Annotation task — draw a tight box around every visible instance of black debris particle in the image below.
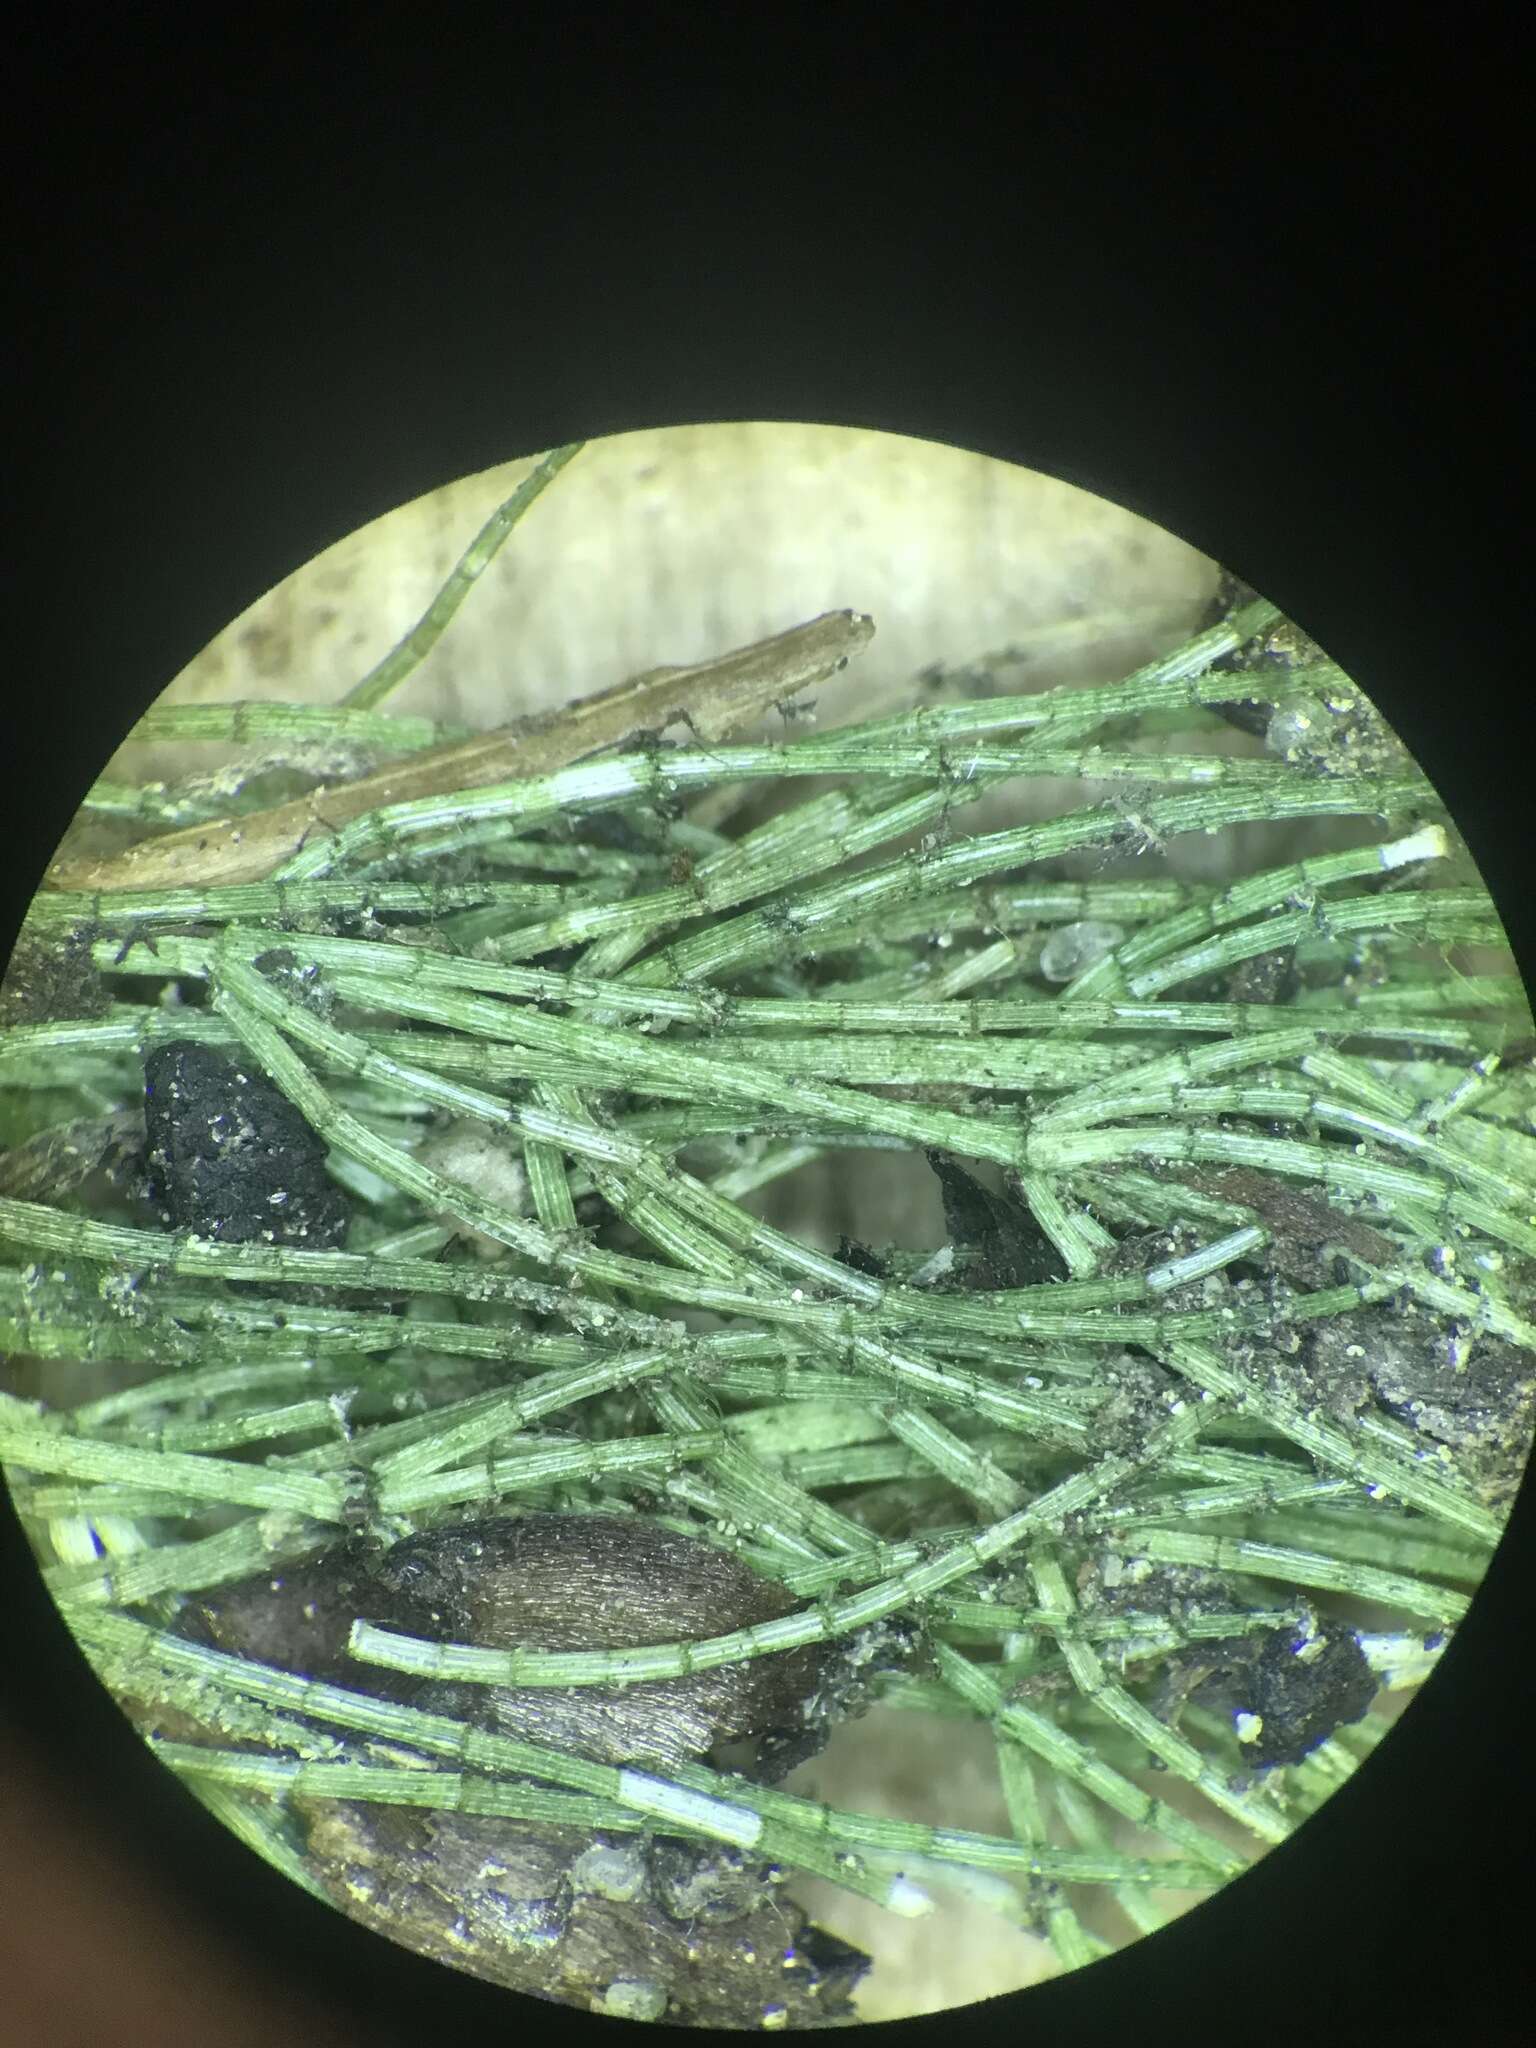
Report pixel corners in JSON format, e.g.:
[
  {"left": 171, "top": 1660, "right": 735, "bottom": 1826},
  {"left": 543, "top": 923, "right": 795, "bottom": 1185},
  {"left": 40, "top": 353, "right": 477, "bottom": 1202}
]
[
  {"left": 837, "top": 1233, "right": 888, "bottom": 1278},
  {"left": 250, "top": 947, "right": 336, "bottom": 1016},
  {"left": 1292, "top": 1302, "right": 1536, "bottom": 1502},
  {"left": 925, "top": 1150, "right": 1068, "bottom": 1289},
  {"left": 1190, "top": 1622, "right": 1377, "bottom": 1769},
  {"left": 1224, "top": 945, "right": 1300, "bottom": 1006},
  {"left": 1207, "top": 695, "right": 1274, "bottom": 740},
  {"left": 143, "top": 1040, "right": 350, "bottom": 1246},
  {"left": 1368, "top": 1321, "right": 1536, "bottom": 1508},
  {"left": 0, "top": 922, "right": 111, "bottom": 1025}
]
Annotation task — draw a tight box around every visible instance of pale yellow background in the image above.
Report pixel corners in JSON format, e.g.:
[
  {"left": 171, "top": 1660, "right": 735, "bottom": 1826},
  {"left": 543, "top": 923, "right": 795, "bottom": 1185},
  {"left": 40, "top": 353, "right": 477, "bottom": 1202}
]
[{"left": 134, "top": 421, "right": 1217, "bottom": 759}]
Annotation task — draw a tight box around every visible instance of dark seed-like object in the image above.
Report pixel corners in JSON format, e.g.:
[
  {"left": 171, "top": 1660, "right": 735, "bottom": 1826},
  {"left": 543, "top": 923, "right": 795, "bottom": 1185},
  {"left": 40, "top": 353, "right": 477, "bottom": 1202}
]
[
  {"left": 143, "top": 1041, "right": 349, "bottom": 1246},
  {"left": 372, "top": 1512, "right": 826, "bottom": 1771},
  {"left": 191, "top": 1513, "right": 827, "bottom": 1771}
]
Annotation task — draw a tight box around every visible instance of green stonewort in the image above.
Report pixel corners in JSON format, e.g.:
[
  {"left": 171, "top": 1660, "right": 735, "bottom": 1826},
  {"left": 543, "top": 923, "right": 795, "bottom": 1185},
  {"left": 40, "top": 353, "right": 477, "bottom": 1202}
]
[{"left": 2, "top": 465, "right": 1533, "bottom": 2022}]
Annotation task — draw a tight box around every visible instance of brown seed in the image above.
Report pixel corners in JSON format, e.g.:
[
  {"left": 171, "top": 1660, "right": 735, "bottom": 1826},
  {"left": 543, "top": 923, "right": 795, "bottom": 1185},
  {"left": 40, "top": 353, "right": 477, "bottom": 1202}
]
[
  {"left": 376, "top": 1512, "right": 824, "bottom": 1771},
  {"left": 193, "top": 1512, "right": 824, "bottom": 1772}
]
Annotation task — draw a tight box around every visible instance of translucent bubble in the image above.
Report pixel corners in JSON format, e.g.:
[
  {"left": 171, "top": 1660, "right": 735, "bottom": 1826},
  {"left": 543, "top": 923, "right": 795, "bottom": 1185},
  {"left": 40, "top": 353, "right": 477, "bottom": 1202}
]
[{"left": 1038, "top": 919, "right": 1127, "bottom": 981}]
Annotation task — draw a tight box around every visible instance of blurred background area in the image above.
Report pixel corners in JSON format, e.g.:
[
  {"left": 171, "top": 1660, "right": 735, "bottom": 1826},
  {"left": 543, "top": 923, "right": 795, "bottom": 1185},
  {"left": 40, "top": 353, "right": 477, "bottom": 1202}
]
[{"left": 126, "top": 422, "right": 1218, "bottom": 756}]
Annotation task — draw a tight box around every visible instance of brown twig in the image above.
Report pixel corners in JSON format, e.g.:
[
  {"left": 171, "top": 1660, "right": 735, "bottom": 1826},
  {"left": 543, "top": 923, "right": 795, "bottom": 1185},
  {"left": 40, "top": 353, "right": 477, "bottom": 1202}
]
[{"left": 44, "top": 610, "right": 875, "bottom": 895}]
